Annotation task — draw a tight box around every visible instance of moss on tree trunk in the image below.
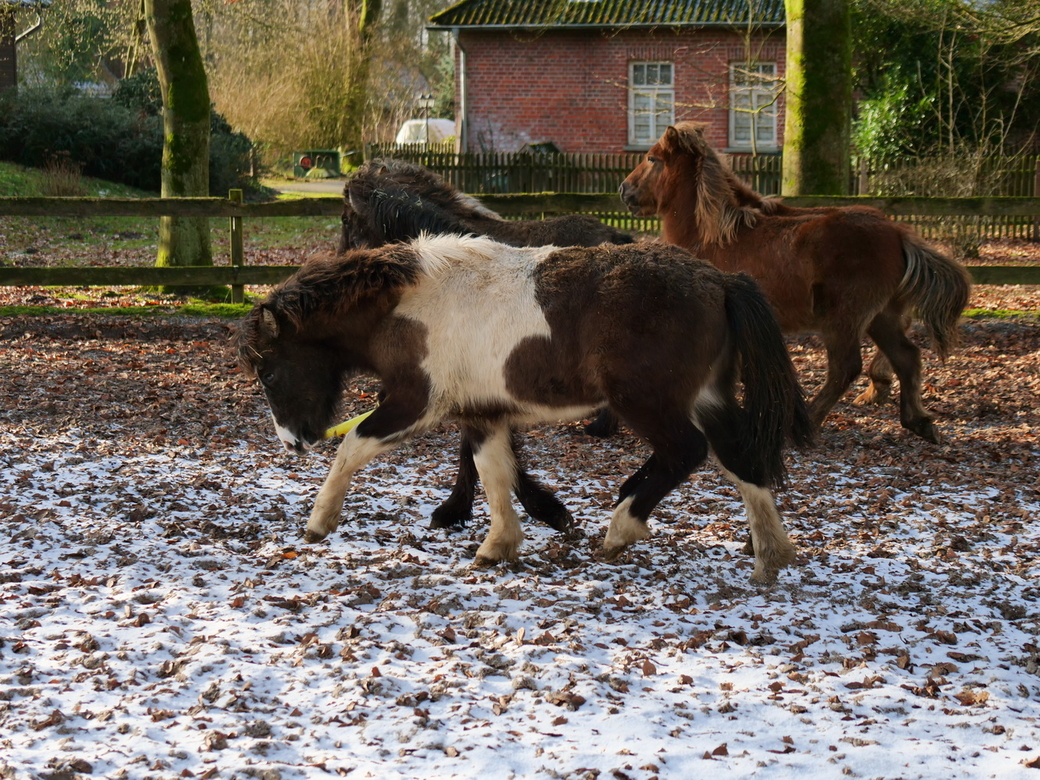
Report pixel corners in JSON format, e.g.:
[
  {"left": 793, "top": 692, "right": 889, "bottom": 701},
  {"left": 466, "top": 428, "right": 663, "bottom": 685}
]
[
  {"left": 782, "top": 0, "right": 853, "bottom": 195},
  {"left": 145, "top": 0, "right": 212, "bottom": 269}
]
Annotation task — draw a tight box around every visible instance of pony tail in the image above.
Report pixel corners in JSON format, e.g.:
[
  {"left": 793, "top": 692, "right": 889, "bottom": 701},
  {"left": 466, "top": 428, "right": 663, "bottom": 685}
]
[
  {"left": 723, "top": 274, "right": 813, "bottom": 487},
  {"left": 897, "top": 233, "right": 972, "bottom": 360}
]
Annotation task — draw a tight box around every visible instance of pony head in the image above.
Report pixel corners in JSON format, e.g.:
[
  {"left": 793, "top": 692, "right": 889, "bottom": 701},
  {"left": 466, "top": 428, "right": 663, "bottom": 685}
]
[
  {"left": 235, "top": 304, "right": 345, "bottom": 453},
  {"left": 620, "top": 122, "right": 755, "bottom": 246},
  {"left": 338, "top": 159, "right": 500, "bottom": 253}
]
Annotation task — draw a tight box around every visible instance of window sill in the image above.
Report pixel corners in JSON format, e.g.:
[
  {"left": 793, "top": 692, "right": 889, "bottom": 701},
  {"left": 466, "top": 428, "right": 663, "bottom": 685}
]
[{"left": 724, "top": 147, "right": 781, "bottom": 154}]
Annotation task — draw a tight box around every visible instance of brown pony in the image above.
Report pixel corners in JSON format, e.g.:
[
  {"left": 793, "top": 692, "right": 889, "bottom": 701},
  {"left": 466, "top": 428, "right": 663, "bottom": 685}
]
[
  {"left": 236, "top": 234, "right": 812, "bottom": 584},
  {"left": 620, "top": 122, "right": 972, "bottom": 443}
]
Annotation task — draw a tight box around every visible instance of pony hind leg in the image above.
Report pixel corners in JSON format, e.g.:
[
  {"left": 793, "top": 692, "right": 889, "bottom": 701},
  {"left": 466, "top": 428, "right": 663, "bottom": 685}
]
[
  {"left": 430, "top": 429, "right": 572, "bottom": 531},
  {"left": 854, "top": 351, "right": 893, "bottom": 406},
  {"left": 701, "top": 404, "right": 796, "bottom": 585},
  {"left": 808, "top": 329, "right": 865, "bottom": 431},
  {"left": 585, "top": 407, "right": 620, "bottom": 438},
  {"left": 867, "top": 309, "right": 938, "bottom": 443},
  {"left": 603, "top": 418, "right": 708, "bottom": 561},
  {"left": 469, "top": 423, "right": 525, "bottom": 565}
]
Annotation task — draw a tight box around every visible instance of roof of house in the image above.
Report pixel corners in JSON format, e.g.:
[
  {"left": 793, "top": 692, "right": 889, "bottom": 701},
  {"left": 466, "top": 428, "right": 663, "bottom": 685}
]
[{"left": 428, "top": 0, "right": 784, "bottom": 30}]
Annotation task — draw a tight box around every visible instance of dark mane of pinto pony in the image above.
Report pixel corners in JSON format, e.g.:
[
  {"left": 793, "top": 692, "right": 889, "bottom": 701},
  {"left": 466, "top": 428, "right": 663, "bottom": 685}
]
[{"left": 234, "top": 246, "right": 424, "bottom": 365}]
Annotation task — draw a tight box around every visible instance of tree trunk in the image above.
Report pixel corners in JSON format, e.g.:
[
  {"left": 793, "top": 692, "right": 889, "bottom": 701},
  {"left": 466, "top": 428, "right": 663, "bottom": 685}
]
[
  {"left": 340, "top": 0, "right": 381, "bottom": 160},
  {"left": 144, "top": 0, "right": 212, "bottom": 268},
  {"left": 782, "top": 0, "right": 853, "bottom": 195}
]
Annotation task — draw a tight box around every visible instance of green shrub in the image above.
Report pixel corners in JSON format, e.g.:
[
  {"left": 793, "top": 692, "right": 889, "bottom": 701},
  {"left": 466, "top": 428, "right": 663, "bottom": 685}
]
[{"left": 0, "top": 82, "right": 261, "bottom": 197}]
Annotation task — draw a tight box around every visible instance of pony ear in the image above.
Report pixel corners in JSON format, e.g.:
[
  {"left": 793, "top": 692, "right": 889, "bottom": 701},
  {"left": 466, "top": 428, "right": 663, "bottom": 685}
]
[
  {"left": 260, "top": 306, "right": 280, "bottom": 339},
  {"left": 348, "top": 188, "right": 365, "bottom": 216}
]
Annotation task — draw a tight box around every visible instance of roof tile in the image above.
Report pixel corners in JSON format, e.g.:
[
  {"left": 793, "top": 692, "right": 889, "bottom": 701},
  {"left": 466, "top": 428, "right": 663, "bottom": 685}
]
[{"left": 429, "top": 0, "right": 784, "bottom": 29}]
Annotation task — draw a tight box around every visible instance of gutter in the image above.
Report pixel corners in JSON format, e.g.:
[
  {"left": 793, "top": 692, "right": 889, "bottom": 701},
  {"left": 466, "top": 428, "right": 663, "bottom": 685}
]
[
  {"left": 426, "top": 23, "right": 785, "bottom": 32},
  {"left": 15, "top": 13, "right": 43, "bottom": 42},
  {"left": 453, "top": 29, "right": 467, "bottom": 154}
]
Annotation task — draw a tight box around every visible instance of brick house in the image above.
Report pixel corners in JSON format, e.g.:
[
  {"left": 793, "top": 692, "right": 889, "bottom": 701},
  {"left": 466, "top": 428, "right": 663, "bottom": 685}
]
[{"left": 427, "top": 0, "right": 786, "bottom": 155}]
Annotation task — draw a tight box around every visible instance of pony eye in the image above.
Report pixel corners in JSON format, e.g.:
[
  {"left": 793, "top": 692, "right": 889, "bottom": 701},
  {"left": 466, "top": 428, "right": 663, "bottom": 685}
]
[{"left": 261, "top": 371, "right": 276, "bottom": 387}]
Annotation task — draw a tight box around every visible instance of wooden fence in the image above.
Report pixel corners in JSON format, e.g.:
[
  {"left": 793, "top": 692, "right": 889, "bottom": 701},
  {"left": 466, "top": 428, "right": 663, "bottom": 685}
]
[
  {"left": 1, "top": 193, "right": 1039, "bottom": 292},
  {"left": 365, "top": 146, "right": 1040, "bottom": 240}
]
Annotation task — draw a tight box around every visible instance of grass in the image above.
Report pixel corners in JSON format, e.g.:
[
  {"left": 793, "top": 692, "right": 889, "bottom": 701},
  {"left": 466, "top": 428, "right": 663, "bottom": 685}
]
[
  {"left": 0, "top": 303, "right": 253, "bottom": 318},
  {"left": 0, "top": 162, "right": 340, "bottom": 308}
]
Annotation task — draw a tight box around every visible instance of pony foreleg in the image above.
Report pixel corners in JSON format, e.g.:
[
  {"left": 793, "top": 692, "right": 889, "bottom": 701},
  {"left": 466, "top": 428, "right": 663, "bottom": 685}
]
[
  {"left": 305, "top": 434, "right": 393, "bottom": 543},
  {"left": 431, "top": 430, "right": 572, "bottom": 531},
  {"left": 470, "top": 424, "right": 525, "bottom": 565}
]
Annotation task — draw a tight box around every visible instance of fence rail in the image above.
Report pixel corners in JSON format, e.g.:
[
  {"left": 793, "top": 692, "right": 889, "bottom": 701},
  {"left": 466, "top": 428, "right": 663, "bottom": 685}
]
[
  {"left": 365, "top": 146, "right": 1040, "bottom": 240},
  {"left": 1, "top": 194, "right": 1039, "bottom": 289}
]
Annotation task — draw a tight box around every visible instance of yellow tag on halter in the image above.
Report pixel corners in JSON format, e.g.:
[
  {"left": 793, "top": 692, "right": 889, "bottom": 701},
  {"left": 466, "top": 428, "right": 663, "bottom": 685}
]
[{"left": 324, "top": 408, "right": 376, "bottom": 439}]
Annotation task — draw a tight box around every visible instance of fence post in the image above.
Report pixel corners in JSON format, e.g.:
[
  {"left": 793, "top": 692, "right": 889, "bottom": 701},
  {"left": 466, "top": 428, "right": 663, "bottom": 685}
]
[
  {"left": 229, "top": 189, "right": 244, "bottom": 304},
  {"left": 1034, "top": 158, "right": 1040, "bottom": 242}
]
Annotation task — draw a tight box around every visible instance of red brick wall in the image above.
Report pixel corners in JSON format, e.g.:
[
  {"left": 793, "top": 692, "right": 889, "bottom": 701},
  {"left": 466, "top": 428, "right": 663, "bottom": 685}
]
[{"left": 455, "top": 28, "right": 786, "bottom": 154}]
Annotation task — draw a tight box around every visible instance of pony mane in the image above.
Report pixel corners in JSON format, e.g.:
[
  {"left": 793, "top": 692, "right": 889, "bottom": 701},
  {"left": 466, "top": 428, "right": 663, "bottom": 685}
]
[
  {"left": 668, "top": 121, "right": 761, "bottom": 246},
  {"left": 264, "top": 245, "right": 425, "bottom": 331},
  {"left": 349, "top": 159, "right": 502, "bottom": 222}
]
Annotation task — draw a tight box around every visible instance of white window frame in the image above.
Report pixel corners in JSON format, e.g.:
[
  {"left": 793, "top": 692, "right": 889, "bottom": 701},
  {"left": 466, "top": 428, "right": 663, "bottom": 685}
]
[
  {"left": 729, "top": 62, "right": 779, "bottom": 150},
  {"left": 628, "top": 61, "right": 675, "bottom": 147}
]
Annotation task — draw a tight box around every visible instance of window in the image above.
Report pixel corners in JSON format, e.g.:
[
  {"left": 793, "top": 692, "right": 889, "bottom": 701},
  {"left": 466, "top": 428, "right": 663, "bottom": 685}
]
[
  {"left": 629, "top": 61, "right": 674, "bottom": 147},
  {"left": 729, "top": 62, "right": 779, "bottom": 150}
]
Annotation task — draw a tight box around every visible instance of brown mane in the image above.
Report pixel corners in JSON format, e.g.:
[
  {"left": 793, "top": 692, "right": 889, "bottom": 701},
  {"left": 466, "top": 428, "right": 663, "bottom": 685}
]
[{"left": 667, "top": 121, "right": 762, "bottom": 246}]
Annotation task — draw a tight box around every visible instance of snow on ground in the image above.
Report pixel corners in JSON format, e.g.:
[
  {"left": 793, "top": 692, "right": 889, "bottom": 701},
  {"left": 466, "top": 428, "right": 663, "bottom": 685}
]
[{"left": 1, "top": 315, "right": 1039, "bottom": 780}]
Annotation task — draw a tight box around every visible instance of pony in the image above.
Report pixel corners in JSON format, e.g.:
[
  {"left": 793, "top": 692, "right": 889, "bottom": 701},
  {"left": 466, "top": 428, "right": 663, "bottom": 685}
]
[
  {"left": 236, "top": 234, "right": 813, "bottom": 585},
  {"left": 336, "top": 158, "right": 630, "bottom": 535},
  {"left": 337, "top": 158, "right": 634, "bottom": 254},
  {"left": 619, "top": 122, "right": 972, "bottom": 443}
]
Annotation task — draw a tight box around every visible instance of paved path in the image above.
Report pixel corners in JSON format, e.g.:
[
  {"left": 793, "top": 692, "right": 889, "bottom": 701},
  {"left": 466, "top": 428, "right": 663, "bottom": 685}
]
[{"left": 267, "top": 178, "right": 345, "bottom": 196}]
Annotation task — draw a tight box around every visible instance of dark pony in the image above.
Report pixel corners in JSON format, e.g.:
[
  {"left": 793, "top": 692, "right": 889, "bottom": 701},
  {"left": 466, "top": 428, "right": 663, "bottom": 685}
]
[
  {"left": 236, "top": 235, "right": 812, "bottom": 585},
  {"left": 620, "top": 122, "right": 972, "bottom": 443},
  {"left": 337, "top": 158, "right": 630, "bottom": 534},
  {"left": 337, "top": 158, "right": 633, "bottom": 253}
]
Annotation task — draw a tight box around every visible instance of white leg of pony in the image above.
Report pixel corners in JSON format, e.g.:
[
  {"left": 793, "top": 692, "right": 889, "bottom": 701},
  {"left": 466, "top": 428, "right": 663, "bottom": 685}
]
[
  {"left": 603, "top": 495, "right": 650, "bottom": 560},
  {"left": 305, "top": 433, "right": 393, "bottom": 543},
  {"left": 719, "top": 466, "right": 795, "bottom": 585},
  {"left": 471, "top": 424, "right": 524, "bottom": 564}
]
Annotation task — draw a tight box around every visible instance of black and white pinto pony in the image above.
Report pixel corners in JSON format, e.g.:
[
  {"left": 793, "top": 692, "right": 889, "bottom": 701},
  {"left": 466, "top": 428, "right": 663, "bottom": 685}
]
[
  {"left": 336, "top": 158, "right": 631, "bottom": 534},
  {"left": 236, "top": 234, "right": 813, "bottom": 584}
]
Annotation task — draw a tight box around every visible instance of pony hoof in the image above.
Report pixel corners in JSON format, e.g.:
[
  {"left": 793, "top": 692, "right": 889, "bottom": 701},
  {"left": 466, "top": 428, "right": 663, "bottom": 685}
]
[
  {"left": 905, "top": 418, "right": 941, "bottom": 444},
  {"left": 303, "top": 528, "right": 328, "bottom": 544},
  {"left": 584, "top": 415, "right": 619, "bottom": 439},
  {"left": 749, "top": 569, "right": 779, "bottom": 587},
  {"left": 540, "top": 507, "right": 573, "bottom": 533},
  {"left": 473, "top": 554, "right": 503, "bottom": 569},
  {"left": 601, "top": 544, "right": 627, "bottom": 563},
  {"left": 430, "top": 507, "right": 471, "bottom": 530},
  {"left": 853, "top": 384, "right": 892, "bottom": 407}
]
